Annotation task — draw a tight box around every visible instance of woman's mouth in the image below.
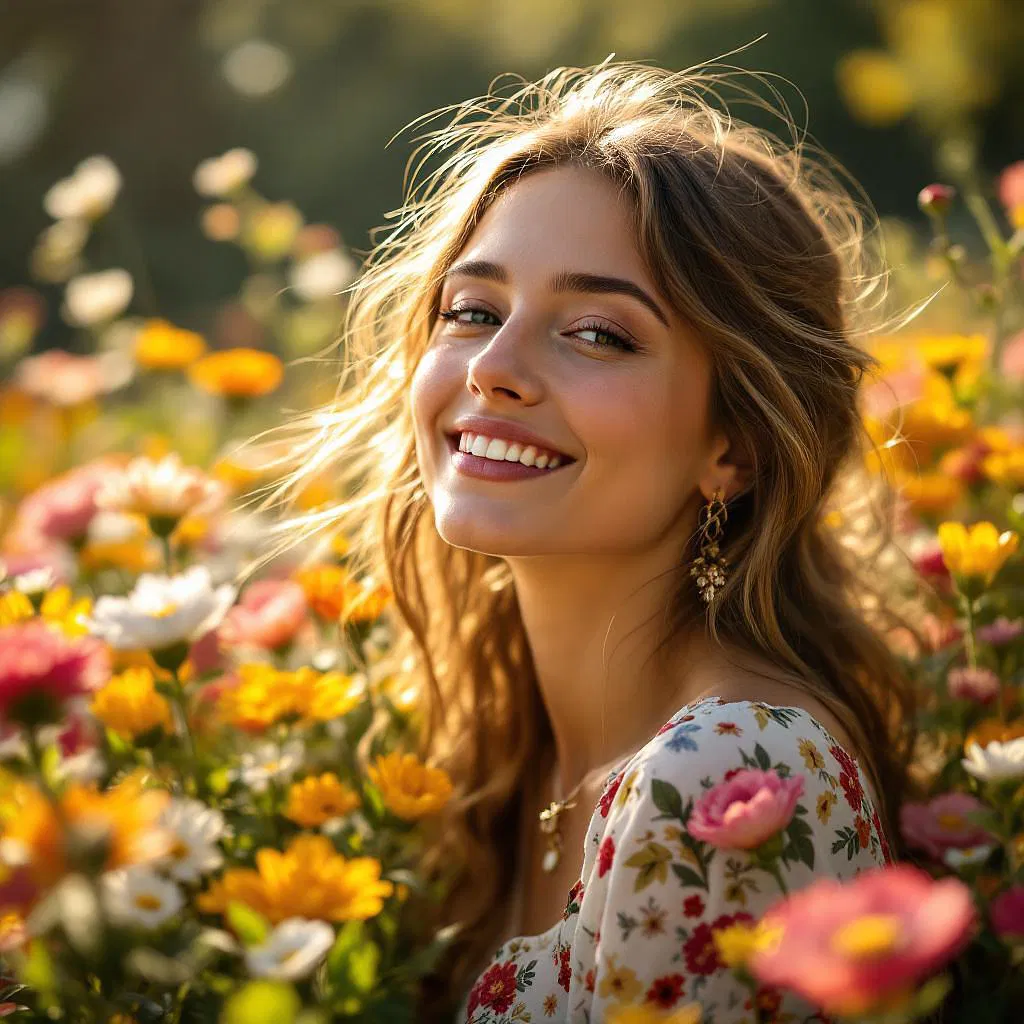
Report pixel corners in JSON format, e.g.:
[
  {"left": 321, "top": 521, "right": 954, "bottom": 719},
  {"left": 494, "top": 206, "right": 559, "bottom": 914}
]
[{"left": 445, "top": 431, "right": 575, "bottom": 481}]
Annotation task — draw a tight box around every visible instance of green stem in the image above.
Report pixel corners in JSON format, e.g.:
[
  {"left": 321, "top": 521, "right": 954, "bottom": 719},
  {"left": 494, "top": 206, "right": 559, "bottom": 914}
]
[
  {"left": 764, "top": 860, "right": 789, "bottom": 897},
  {"left": 964, "top": 192, "right": 1008, "bottom": 264},
  {"left": 168, "top": 670, "right": 197, "bottom": 789},
  {"left": 162, "top": 534, "right": 175, "bottom": 575},
  {"left": 963, "top": 597, "right": 978, "bottom": 670}
]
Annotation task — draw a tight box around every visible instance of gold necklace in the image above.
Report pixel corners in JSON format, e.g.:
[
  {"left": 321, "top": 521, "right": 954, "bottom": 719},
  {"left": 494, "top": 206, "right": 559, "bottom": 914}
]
[{"left": 537, "top": 754, "right": 630, "bottom": 873}]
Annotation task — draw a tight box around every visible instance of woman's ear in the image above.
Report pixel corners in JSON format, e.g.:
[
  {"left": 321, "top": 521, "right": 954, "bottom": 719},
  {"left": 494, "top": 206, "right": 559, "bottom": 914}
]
[{"left": 698, "top": 431, "right": 753, "bottom": 502}]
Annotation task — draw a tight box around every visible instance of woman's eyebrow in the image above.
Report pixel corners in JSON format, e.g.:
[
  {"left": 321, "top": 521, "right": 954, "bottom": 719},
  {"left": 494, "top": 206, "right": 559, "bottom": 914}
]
[{"left": 444, "top": 260, "right": 670, "bottom": 327}]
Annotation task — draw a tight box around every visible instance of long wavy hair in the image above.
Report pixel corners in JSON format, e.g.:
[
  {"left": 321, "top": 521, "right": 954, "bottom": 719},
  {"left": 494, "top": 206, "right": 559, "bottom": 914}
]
[{"left": 246, "top": 61, "right": 930, "bottom": 1014}]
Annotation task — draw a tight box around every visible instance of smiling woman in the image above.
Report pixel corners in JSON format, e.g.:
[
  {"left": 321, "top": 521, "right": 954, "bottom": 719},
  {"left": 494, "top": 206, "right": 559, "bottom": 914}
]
[{"left": 253, "top": 61, "right": 928, "bottom": 1022}]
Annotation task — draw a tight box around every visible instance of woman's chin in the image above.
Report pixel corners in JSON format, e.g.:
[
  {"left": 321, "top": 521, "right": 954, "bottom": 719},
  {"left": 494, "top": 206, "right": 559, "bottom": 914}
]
[{"left": 433, "top": 508, "right": 554, "bottom": 559}]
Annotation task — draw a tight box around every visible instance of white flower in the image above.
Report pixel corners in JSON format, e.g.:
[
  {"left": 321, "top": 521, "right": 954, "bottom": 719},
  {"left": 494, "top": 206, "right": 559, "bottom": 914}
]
[
  {"left": 245, "top": 918, "right": 334, "bottom": 980},
  {"left": 193, "top": 148, "right": 257, "bottom": 197},
  {"left": 85, "top": 565, "right": 236, "bottom": 650},
  {"left": 962, "top": 738, "right": 1024, "bottom": 782},
  {"left": 236, "top": 740, "right": 304, "bottom": 793},
  {"left": 943, "top": 844, "right": 995, "bottom": 869},
  {"left": 87, "top": 509, "right": 150, "bottom": 545},
  {"left": 289, "top": 249, "right": 356, "bottom": 302},
  {"left": 44, "top": 155, "right": 122, "bottom": 220},
  {"left": 158, "top": 798, "right": 226, "bottom": 882},
  {"left": 11, "top": 566, "right": 56, "bottom": 595},
  {"left": 102, "top": 867, "right": 184, "bottom": 929},
  {"left": 64, "top": 268, "right": 133, "bottom": 326},
  {"left": 97, "top": 453, "right": 224, "bottom": 522}
]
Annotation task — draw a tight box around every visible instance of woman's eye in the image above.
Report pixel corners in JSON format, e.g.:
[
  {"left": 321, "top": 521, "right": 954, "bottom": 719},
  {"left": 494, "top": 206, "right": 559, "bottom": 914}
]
[
  {"left": 438, "top": 306, "right": 499, "bottom": 326},
  {"left": 572, "top": 323, "right": 638, "bottom": 353}
]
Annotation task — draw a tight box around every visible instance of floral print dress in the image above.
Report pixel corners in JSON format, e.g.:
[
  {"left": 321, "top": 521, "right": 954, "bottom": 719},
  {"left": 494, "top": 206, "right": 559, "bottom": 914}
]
[{"left": 458, "top": 696, "right": 893, "bottom": 1023}]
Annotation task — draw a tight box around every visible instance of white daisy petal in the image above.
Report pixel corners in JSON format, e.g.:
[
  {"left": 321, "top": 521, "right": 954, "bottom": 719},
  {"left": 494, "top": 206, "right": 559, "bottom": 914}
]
[
  {"left": 159, "top": 798, "right": 227, "bottom": 883},
  {"left": 961, "top": 738, "right": 1024, "bottom": 782},
  {"left": 102, "top": 868, "right": 184, "bottom": 929},
  {"left": 245, "top": 918, "right": 335, "bottom": 980}
]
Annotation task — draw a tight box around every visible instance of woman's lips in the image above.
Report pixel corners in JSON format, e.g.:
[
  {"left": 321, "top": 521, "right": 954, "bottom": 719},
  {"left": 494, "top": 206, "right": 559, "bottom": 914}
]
[{"left": 445, "top": 433, "right": 572, "bottom": 482}]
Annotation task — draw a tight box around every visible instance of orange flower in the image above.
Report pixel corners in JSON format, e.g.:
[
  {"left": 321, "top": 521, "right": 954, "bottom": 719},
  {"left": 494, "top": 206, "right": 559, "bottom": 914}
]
[
  {"left": 188, "top": 348, "right": 283, "bottom": 398},
  {"left": 198, "top": 833, "right": 392, "bottom": 924},
  {"left": 965, "top": 718, "right": 1024, "bottom": 752},
  {"left": 294, "top": 564, "right": 349, "bottom": 621},
  {"left": 283, "top": 773, "right": 360, "bottom": 827},
  {"left": 134, "top": 319, "right": 207, "bottom": 371},
  {"left": 1, "top": 778, "right": 169, "bottom": 889},
  {"left": 90, "top": 665, "right": 173, "bottom": 739},
  {"left": 367, "top": 752, "right": 453, "bottom": 820},
  {"left": 896, "top": 471, "right": 965, "bottom": 516}
]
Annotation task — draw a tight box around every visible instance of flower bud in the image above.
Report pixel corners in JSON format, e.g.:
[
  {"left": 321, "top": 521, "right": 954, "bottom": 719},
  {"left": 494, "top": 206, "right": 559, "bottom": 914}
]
[{"left": 918, "top": 184, "right": 956, "bottom": 216}]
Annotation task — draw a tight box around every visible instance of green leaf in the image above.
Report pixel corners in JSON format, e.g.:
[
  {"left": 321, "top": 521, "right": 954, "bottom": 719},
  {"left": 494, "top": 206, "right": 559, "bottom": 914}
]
[
  {"left": 326, "top": 920, "right": 364, "bottom": 985},
  {"left": 21, "top": 941, "right": 56, "bottom": 1006},
  {"left": 348, "top": 941, "right": 380, "bottom": 993},
  {"left": 753, "top": 743, "right": 772, "bottom": 771},
  {"left": 671, "top": 863, "right": 708, "bottom": 890},
  {"left": 222, "top": 982, "right": 300, "bottom": 1024},
  {"left": 650, "top": 779, "right": 684, "bottom": 820},
  {"left": 226, "top": 901, "right": 270, "bottom": 946}
]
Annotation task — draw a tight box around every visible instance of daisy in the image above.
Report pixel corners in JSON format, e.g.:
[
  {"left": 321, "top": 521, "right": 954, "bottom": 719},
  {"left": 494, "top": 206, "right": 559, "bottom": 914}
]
[
  {"left": 244, "top": 918, "right": 335, "bottom": 980},
  {"left": 962, "top": 738, "right": 1024, "bottom": 783},
  {"left": 85, "top": 566, "right": 236, "bottom": 652},
  {"left": 235, "top": 740, "right": 305, "bottom": 793},
  {"left": 97, "top": 453, "right": 224, "bottom": 528},
  {"left": 102, "top": 867, "right": 184, "bottom": 929},
  {"left": 159, "top": 798, "right": 227, "bottom": 883}
]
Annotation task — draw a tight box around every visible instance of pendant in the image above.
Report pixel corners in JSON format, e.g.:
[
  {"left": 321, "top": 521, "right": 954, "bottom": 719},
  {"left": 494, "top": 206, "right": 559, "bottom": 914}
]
[{"left": 542, "top": 846, "right": 561, "bottom": 872}]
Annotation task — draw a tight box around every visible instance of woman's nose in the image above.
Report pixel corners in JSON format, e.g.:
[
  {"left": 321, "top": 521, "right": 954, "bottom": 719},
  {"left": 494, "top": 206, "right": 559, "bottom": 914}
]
[{"left": 465, "top": 320, "right": 544, "bottom": 405}]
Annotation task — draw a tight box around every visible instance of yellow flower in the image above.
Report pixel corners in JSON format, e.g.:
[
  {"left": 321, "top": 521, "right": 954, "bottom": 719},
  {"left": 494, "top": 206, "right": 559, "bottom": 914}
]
[
  {"left": 798, "top": 738, "right": 824, "bottom": 772},
  {"left": 188, "top": 348, "right": 283, "bottom": 398},
  {"left": 982, "top": 449, "right": 1024, "bottom": 489},
  {"left": 913, "top": 333, "right": 988, "bottom": 373},
  {"left": 596, "top": 954, "right": 644, "bottom": 1001},
  {"left": 367, "top": 752, "right": 453, "bottom": 820},
  {"left": 134, "top": 319, "right": 207, "bottom": 371},
  {"left": 0, "top": 586, "right": 92, "bottom": 636},
  {"left": 836, "top": 51, "right": 913, "bottom": 127},
  {"left": 897, "top": 471, "right": 965, "bottom": 516},
  {"left": 817, "top": 790, "right": 837, "bottom": 824},
  {"left": 301, "top": 669, "right": 365, "bottom": 722},
  {"left": 198, "top": 833, "right": 392, "bottom": 924},
  {"left": 80, "top": 537, "right": 160, "bottom": 574},
  {"left": 938, "top": 521, "right": 1020, "bottom": 584},
  {"left": 284, "top": 773, "right": 361, "bottom": 827},
  {"left": 243, "top": 201, "right": 303, "bottom": 262},
  {"left": 294, "top": 564, "right": 350, "bottom": 620},
  {"left": 607, "top": 1005, "right": 701, "bottom": 1024},
  {"left": 91, "top": 666, "right": 174, "bottom": 740},
  {"left": 211, "top": 455, "right": 265, "bottom": 492}
]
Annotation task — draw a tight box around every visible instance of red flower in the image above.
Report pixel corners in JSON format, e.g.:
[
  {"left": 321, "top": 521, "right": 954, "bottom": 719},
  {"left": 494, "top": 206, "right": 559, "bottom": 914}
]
[
  {"left": 723, "top": 767, "right": 743, "bottom": 782},
  {"left": 683, "top": 894, "right": 705, "bottom": 917},
  {"left": 684, "top": 912, "right": 756, "bottom": 976},
  {"left": 584, "top": 967, "right": 595, "bottom": 992},
  {"left": 564, "top": 880, "right": 584, "bottom": 918},
  {"left": 467, "top": 959, "right": 518, "bottom": 1016},
  {"left": 597, "top": 836, "right": 615, "bottom": 878},
  {"left": 855, "top": 814, "right": 872, "bottom": 848},
  {"left": 872, "top": 808, "right": 892, "bottom": 864},
  {"left": 557, "top": 946, "right": 572, "bottom": 992},
  {"left": 645, "top": 973, "right": 686, "bottom": 1007},
  {"left": 830, "top": 744, "right": 863, "bottom": 811},
  {"left": 598, "top": 772, "right": 623, "bottom": 817}
]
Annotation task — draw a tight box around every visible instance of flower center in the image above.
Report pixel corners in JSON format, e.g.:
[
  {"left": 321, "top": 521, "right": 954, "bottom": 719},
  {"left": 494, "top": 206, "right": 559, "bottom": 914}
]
[
  {"left": 152, "top": 601, "right": 179, "bottom": 619},
  {"left": 830, "top": 913, "right": 905, "bottom": 958},
  {"left": 937, "top": 812, "right": 966, "bottom": 831},
  {"left": 169, "top": 838, "right": 190, "bottom": 861},
  {"left": 134, "top": 893, "right": 164, "bottom": 911}
]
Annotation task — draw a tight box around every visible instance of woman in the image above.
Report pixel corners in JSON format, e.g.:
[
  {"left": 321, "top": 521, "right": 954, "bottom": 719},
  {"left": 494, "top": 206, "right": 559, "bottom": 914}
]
[{"left": 262, "top": 62, "right": 924, "bottom": 1021}]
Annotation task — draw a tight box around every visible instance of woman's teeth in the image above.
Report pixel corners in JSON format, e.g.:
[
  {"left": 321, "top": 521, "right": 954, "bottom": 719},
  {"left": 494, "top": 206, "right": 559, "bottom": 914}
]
[{"left": 458, "top": 432, "right": 563, "bottom": 470}]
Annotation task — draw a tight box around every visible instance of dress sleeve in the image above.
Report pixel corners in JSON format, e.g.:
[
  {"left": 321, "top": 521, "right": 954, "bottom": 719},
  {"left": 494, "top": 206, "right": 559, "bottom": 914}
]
[{"left": 568, "top": 699, "right": 893, "bottom": 1023}]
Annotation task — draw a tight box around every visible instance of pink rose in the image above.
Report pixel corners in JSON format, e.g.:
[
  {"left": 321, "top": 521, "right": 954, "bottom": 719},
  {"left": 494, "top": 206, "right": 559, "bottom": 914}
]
[
  {"left": 687, "top": 768, "right": 804, "bottom": 849},
  {"left": 0, "top": 621, "right": 109, "bottom": 726},
  {"left": 750, "top": 865, "right": 977, "bottom": 1017},
  {"left": 900, "top": 792, "right": 992, "bottom": 860},
  {"left": 989, "top": 885, "right": 1024, "bottom": 940},
  {"left": 13, "top": 459, "right": 119, "bottom": 544},
  {"left": 219, "top": 578, "right": 307, "bottom": 651}
]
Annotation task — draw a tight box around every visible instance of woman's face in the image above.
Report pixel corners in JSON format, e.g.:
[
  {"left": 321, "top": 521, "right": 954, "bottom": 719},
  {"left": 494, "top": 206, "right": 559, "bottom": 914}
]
[{"left": 411, "top": 165, "right": 731, "bottom": 559}]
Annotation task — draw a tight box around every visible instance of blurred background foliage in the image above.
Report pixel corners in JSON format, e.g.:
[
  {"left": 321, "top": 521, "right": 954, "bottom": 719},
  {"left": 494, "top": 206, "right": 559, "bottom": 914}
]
[{"left": 1, "top": 0, "right": 1023, "bottom": 342}]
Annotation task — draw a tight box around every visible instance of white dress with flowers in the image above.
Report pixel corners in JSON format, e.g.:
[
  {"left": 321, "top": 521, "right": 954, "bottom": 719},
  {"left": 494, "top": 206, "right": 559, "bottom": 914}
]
[{"left": 458, "top": 696, "right": 893, "bottom": 1024}]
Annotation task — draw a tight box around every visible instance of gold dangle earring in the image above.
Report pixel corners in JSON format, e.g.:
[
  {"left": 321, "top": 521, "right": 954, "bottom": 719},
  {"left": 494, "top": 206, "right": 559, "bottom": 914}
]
[{"left": 690, "top": 488, "right": 729, "bottom": 603}]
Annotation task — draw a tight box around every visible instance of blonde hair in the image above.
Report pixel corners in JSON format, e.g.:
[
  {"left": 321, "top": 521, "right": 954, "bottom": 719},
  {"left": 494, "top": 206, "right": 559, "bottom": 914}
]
[{"left": 247, "top": 60, "right": 926, "bottom": 1014}]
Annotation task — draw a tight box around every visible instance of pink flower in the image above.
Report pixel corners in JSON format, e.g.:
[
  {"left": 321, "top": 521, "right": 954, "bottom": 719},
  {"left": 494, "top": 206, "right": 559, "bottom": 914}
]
[
  {"left": 219, "top": 579, "right": 307, "bottom": 650},
  {"left": 186, "top": 627, "right": 224, "bottom": 677},
  {"left": 977, "top": 617, "right": 1024, "bottom": 647},
  {"left": 900, "top": 792, "right": 993, "bottom": 859},
  {"left": 947, "top": 666, "right": 1001, "bottom": 705},
  {"left": 687, "top": 768, "right": 804, "bottom": 849},
  {"left": 997, "top": 161, "right": 1024, "bottom": 212},
  {"left": 989, "top": 885, "right": 1024, "bottom": 940},
  {"left": 1001, "top": 329, "right": 1024, "bottom": 381},
  {"left": 12, "top": 460, "right": 119, "bottom": 544},
  {"left": 750, "top": 864, "right": 977, "bottom": 1017},
  {"left": 0, "top": 621, "right": 110, "bottom": 726},
  {"left": 14, "top": 349, "right": 129, "bottom": 407},
  {"left": 918, "top": 183, "right": 956, "bottom": 215}
]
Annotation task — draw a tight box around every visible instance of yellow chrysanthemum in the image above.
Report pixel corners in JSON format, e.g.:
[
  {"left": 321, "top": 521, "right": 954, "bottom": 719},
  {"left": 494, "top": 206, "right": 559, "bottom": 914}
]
[
  {"left": 1, "top": 778, "right": 169, "bottom": 890},
  {"left": 294, "top": 564, "right": 350, "bottom": 620},
  {"left": 982, "top": 449, "right": 1024, "bottom": 489},
  {"left": 367, "top": 752, "right": 453, "bottom": 821},
  {"left": 938, "top": 521, "right": 1020, "bottom": 584},
  {"left": 90, "top": 665, "right": 174, "bottom": 740},
  {"left": 836, "top": 50, "right": 913, "bottom": 127},
  {"left": 198, "top": 833, "right": 392, "bottom": 924},
  {"left": 188, "top": 348, "right": 283, "bottom": 398},
  {"left": 712, "top": 919, "right": 783, "bottom": 968},
  {"left": 284, "top": 773, "right": 361, "bottom": 827},
  {"left": 913, "top": 333, "right": 988, "bottom": 373},
  {"left": 134, "top": 319, "right": 207, "bottom": 371},
  {"left": 607, "top": 1005, "right": 701, "bottom": 1024},
  {"left": 0, "top": 586, "right": 92, "bottom": 636}
]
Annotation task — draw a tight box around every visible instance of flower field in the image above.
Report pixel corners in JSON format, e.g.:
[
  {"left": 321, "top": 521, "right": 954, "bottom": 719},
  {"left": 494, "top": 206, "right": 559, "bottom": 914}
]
[{"left": 0, "top": 133, "right": 1023, "bottom": 1023}]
